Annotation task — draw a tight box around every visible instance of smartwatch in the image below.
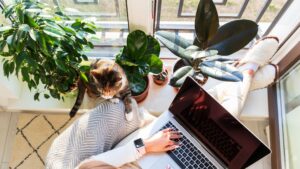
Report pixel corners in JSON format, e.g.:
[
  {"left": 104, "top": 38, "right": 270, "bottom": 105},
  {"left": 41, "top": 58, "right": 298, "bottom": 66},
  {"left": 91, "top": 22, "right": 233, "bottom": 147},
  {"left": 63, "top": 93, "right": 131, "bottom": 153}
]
[{"left": 134, "top": 138, "right": 146, "bottom": 156}]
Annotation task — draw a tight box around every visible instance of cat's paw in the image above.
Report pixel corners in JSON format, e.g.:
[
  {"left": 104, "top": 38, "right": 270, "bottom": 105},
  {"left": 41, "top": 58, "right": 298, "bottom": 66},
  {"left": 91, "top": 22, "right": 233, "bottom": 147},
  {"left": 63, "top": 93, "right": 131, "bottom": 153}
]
[
  {"left": 125, "top": 111, "right": 133, "bottom": 121},
  {"left": 109, "top": 98, "right": 120, "bottom": 104}
]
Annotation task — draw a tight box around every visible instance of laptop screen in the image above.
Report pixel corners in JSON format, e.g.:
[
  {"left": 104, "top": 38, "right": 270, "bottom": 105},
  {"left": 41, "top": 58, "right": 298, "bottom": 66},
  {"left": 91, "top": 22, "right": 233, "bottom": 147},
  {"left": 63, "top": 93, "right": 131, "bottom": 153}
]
[{"left": 169, "top": 76, "right": 270, "bottom": 169}]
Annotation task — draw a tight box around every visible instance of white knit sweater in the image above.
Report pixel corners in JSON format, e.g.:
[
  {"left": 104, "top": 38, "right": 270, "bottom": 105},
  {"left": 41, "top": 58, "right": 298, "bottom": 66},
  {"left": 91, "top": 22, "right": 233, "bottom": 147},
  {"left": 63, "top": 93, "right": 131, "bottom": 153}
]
[{"left": 46, "top": 100, "right": 143, "bottom": 169}]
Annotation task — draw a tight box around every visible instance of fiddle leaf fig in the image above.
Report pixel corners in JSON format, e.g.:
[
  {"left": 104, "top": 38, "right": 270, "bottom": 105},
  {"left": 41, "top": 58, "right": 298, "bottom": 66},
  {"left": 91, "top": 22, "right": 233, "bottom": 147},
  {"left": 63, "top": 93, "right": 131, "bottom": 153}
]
[
  {"left": 127, "top": 30, "right": 148, "bottom": 59},
  {"left": 116, "top": 30, "right": 162, "bottom": 94}
]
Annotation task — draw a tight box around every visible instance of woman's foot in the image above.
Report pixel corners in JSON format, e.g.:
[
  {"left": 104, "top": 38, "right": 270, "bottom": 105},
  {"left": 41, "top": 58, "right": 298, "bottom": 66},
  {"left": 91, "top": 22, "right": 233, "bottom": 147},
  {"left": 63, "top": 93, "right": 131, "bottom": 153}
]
[{"left": 237, "top": 36, "right": 279, "bottom": 67}]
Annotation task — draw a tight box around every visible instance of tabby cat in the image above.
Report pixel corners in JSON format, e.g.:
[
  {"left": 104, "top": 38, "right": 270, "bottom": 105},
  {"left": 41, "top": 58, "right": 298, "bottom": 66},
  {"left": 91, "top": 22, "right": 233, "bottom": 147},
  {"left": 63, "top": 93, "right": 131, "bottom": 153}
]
[{"left": 69, "top": 59, "right": 133, "bottom": 120}]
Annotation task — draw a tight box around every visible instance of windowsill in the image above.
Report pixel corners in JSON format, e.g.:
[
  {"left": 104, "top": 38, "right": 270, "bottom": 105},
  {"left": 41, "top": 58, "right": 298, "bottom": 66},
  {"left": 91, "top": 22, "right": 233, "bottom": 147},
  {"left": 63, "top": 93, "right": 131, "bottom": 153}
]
[{"left": 0, "top": 59, "right": 269, "bottom": 121}]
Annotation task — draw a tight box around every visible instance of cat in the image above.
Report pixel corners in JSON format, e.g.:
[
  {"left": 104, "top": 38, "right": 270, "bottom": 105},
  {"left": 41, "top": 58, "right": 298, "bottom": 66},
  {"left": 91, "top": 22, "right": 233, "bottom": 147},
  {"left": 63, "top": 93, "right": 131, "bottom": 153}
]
[{"left": 69, "top": 59, "right": 133, "bottom": 120}]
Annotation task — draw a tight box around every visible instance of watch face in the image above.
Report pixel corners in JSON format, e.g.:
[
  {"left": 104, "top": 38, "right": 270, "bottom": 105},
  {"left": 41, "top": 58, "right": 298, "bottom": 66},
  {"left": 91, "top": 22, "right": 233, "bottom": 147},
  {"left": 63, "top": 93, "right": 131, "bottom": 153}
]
[{"left": 134, "top": 138, "right": 144, "bottom": 148}]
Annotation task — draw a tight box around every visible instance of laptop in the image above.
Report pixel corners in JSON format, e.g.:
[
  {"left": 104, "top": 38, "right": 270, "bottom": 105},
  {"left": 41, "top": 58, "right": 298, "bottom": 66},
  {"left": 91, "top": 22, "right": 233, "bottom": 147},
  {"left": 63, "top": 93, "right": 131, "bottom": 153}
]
[{"left": 137, "top": 76, "right": 271, "bottom": 169}]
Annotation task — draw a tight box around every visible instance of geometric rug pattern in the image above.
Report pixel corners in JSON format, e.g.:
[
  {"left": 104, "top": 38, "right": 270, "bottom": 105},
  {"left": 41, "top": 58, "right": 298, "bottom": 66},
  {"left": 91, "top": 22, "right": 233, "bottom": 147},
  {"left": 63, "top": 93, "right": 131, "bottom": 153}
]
[{"left": 9, "top": 113, "right": 80, "bottom": 169}]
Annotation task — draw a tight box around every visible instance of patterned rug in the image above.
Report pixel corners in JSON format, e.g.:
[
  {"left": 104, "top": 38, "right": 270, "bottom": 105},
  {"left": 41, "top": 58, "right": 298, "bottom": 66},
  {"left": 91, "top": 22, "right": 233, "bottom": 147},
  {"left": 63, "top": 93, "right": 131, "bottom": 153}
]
[{"left": 9, "top": 113, "right": 80, "bottom": 169}]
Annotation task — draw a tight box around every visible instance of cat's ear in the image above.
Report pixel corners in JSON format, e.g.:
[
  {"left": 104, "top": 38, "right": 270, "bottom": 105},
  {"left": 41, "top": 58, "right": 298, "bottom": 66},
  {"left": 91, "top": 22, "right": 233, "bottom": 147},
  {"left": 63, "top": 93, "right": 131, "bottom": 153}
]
[
  {"left": 90, "top": 69, "right": 99, "bottom": 76},
  {"left": 115, "top": 75, "right": 122, "bottom": 82}
]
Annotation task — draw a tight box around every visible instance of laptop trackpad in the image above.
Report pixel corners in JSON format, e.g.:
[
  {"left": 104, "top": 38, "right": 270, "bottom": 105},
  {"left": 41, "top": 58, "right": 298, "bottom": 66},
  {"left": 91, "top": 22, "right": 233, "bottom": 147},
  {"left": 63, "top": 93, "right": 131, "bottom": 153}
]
[{"left": 148, "top": 154, "right": 180, "bottom": 169}]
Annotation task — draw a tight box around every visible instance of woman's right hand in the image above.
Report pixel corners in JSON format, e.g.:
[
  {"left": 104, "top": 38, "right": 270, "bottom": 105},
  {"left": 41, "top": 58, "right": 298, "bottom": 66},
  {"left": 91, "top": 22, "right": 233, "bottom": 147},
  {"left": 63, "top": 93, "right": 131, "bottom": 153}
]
[{"left": 143, "top": 128, "right": 181, "bottom": 153}]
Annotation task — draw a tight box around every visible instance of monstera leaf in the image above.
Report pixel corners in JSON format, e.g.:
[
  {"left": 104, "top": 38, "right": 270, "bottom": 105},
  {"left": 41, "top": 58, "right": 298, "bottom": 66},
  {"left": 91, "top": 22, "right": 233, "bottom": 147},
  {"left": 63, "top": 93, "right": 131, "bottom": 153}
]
[{"left": 208, "top": 20, "right": 258, "bottom": 55}]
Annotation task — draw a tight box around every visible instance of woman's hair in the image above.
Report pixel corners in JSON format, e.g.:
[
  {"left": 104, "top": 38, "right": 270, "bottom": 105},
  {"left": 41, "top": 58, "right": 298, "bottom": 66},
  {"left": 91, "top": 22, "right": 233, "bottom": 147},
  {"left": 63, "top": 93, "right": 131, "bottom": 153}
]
[
  {"left": 78, "top": 160, "right": 117, "bottom": 169},
  {"left": 77, "top": 160, "right": 141, "bottom": 169}
]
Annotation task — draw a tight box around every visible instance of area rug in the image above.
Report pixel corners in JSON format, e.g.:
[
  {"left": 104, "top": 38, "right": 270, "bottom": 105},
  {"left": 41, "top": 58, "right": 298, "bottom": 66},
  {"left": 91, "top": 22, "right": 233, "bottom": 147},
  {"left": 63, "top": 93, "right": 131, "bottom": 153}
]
[{"left": 9, "top": 112, "right": 80, "bottom": 169}]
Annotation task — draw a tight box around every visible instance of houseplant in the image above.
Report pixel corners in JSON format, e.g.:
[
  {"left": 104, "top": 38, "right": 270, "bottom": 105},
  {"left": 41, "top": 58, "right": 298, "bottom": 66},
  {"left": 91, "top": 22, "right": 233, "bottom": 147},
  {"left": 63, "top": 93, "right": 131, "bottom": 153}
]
[
  {"left": 156, "top": 0, "right": 258, "bottom": 87},
  {"left": 116, "top": 30, "right": 162, "bottom": 102},
  {"left": 0, "top": 0, "right": 96, "bottom": 100}
]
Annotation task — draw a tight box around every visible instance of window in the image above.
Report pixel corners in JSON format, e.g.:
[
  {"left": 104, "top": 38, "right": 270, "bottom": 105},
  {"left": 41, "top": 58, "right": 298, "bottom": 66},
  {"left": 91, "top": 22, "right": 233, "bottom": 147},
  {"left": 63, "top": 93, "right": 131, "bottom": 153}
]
[
  {"left": 0, "top": 0, "right": 129, "bottom": 57},
  {"left": 155, "top": 0, "right": 293, "bottom": 42},
  {"left": 40, "top": 0, "right": 129, "bottom": 48},
  {"left": 0, "top": 0, "right": 12, "bottom": 25},
  {"left": 276, "top": 60, "right": 300, "bottom": 169}
]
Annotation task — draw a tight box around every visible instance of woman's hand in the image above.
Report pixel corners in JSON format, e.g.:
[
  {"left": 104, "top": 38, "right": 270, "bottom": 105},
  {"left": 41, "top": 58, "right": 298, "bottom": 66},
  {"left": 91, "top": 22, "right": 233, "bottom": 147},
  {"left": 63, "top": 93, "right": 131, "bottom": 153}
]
[{"left": 144, "top": 128, "right": 181, "bottom": 153}]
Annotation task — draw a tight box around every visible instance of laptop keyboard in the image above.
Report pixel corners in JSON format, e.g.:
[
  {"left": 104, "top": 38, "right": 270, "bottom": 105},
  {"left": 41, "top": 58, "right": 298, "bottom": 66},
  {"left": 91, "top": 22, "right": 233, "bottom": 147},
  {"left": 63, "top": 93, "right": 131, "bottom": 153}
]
[
  {"left": 196, "top": 119, "right": 241, "bottom": 161},
  {"left": 160, "top": 122, "right": 217, "bottom": 169}
]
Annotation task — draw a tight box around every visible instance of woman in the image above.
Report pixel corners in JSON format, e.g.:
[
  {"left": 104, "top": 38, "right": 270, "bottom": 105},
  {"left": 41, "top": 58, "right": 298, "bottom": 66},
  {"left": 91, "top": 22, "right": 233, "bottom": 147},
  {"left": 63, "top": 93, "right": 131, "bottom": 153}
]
[
  {"left": 76, "top": 128, "right": 181, "bottom": 169},
  {"left": 47, "top": 36, "right": 279, "bottom": 169}
]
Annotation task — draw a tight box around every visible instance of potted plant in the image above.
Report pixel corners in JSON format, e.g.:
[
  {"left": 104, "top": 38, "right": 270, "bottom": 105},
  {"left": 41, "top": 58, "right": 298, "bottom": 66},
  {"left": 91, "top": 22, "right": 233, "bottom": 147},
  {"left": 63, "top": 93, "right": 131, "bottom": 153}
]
[
  {"left": 0, "top": 0, "right": 96, "bottom": 100},
  {"left": 156, "top": 0, "right": 258, "bottom": 87},
  {"left": 116, "top": 30, "right": 162, "bottom": 102}
]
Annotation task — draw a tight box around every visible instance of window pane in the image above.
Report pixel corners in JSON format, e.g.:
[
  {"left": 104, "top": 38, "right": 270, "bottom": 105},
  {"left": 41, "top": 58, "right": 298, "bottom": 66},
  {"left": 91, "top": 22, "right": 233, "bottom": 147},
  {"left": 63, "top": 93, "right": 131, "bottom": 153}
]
[
  {"left": 156, "top": 0, "right": 290, "bottom": 37},
  {"left": 40, "top": 0, "right": 128, "bottom": 47},
  {"left": 0, "top": 0, "right": 12, "bottom": 25},
  {"left": 278, "top": 61, "right": 300, "bottom": 169}
]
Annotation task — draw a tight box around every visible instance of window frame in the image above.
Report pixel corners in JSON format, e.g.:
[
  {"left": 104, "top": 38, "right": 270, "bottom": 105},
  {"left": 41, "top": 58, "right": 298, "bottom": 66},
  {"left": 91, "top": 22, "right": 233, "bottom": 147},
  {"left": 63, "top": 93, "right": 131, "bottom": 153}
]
[
  {"left": 268, "top": 24, "right": 300, "bottom": 169},
  {"left": 153, "top": 0, "right": 294, "bottom": 38}
]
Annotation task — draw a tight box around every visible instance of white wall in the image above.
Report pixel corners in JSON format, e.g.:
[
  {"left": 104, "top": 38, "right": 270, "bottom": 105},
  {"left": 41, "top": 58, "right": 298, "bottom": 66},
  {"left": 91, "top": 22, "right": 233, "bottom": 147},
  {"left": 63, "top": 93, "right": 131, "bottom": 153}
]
[
  {"left": 126, "top": 0, "right": 154, "bottom": 34},
  {"left": 0, "top": 62, "right": 22, "bottom": 107},
  {"left": 269, "top": 0, "right": 300, "bottom": 42}
]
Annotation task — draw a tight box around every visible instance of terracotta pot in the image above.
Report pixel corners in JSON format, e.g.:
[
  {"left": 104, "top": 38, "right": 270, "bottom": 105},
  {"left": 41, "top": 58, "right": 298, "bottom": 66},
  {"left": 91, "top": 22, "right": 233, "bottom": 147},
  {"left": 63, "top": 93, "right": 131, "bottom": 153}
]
[
  {"left": 172, "top": 59, "right": 208, "bottom": 86},
  {"left": 153, "top": 68, "right": 168, "bottom": 85},
  {"left": 132, "top": 76, "right": 150, "bottom": 103}
]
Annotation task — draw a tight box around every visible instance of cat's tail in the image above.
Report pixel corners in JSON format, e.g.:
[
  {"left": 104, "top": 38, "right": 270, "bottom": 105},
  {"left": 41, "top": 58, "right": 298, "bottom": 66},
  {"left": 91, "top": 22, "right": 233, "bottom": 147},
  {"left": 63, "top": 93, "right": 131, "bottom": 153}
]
[{"left": 69, "top": 79, "right": 86, "bottom": 118}]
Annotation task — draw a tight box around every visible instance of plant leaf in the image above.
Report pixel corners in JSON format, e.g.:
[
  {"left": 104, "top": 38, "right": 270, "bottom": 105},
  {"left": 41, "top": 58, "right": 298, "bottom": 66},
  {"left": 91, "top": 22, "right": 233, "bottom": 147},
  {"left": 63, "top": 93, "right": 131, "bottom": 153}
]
[
  {"left": 194, "top": 0, "right": 219, "bottom": 49},
  {"left": 3, "top": 4, "right": 14, "bottom": 18},
  {"left": 155, "top": 31, "right": 192, "bottom": 49},
  {"left": 34, "top": 92, "right": 40, "bottom": 101},
  {"left": 128, "top": 73, "right": 146, "bottom": 94},
  {"left": 15, "top": 51, "right": 27, "bottom": 75},
  {"left": 147, "top": 54, "right": 163, "bottom": 74},
  {"left": 199, "top": 64, "right": 241, "bottom": 81},
  {"left": 80, "top": 72, "right": 88, "bottom": 83},
  {"left": 43, "top": 26, "right": 64, "bottom": 38},
  {"left": 29, "top": 29, "right": 37, "bottom": 41},
  {"left": 61, "top": 26, "right": 76, "bottom": 35},
  {"left": 156, "top": 34, "right": 193, "bottom": 63},
  {"left": 202, "top": 61, "right": 243, "bottom": 80},
  {"left": 55, "top": 59, "right": 68, "bottom": 72},
  {"left": 44, "top": 94, "right": 50, "bottom": 99},
  {"left": 208, "top": 19, "right": 258, "bottom": 55},
  {"left": 145, "top": 35, "right": 160, "bottom": 56},
  {"left": 24, "top": 13, "right": 38, "bottom": 28},
  {"left": 0, "top": 26, "right": 12, "bottom": 33},
  {"left": 3, "top": 60, "right": 10, "bottom": 77},
  {"left": 170, "top": 66, "right": 194, "bottom": 87},
  {"left": 127, "top": 30, "right": 148, "bottom": 59}
]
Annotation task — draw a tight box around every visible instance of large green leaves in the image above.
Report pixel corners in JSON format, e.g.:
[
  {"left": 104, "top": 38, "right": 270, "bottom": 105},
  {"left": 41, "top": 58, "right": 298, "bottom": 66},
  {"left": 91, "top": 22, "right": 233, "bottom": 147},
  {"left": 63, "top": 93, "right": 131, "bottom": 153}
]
[
  {"left": 145, "top": 35, "right": 160, "bottom": 56},
  {"left": 0, "top": 0, "right": 97, "bottom": 101},
  {"left": 156, "top": 31, "right": 192, "bottom": 49},
  {"left": 194, "top": 0, "right": 219, "bottom": 49},
  {"left": 128, "top": 73, "right": 147, "bottom": 95},
  {"left": 43, "top": 21, "right": 66, "bottom": 38},
  {"left": 127, "top": 30, "right": 148, "bottom": 59},
  {"left": 208, "top": 20, "right": 258, "bottom": 55},
  {"left": 117, "top": 30, "right": 162, "bottom": 94},
  {"left": 170, "top": 66, "right": 194, "bottom": 87},
  {"left": 201, "top": 61, "right": 243, "bottom": 81},
  {"left": 155, "top": 32, "right": 193, "bottom": 62}
]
